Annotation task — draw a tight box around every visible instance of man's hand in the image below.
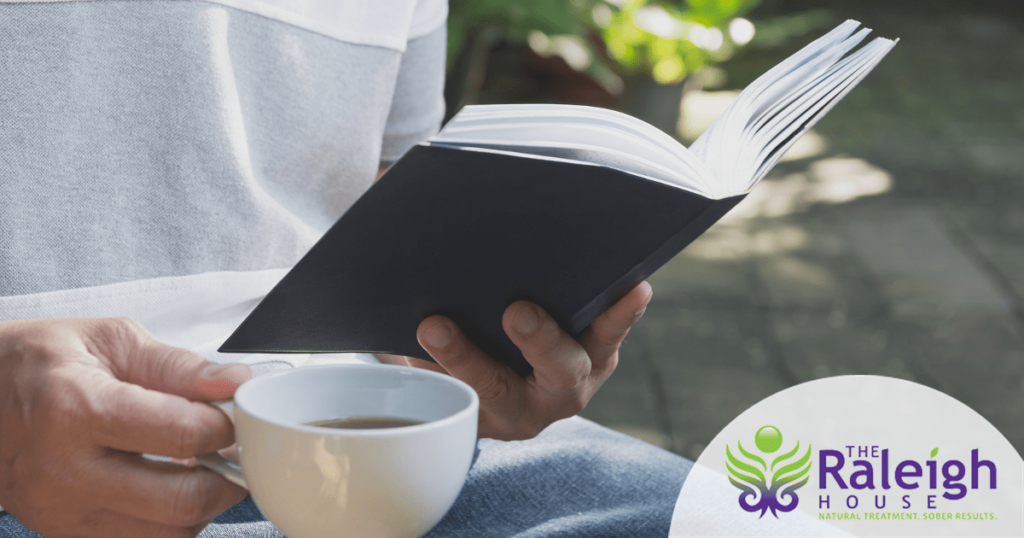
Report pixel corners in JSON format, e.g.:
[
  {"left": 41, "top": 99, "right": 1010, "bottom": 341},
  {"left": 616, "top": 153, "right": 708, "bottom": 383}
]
[
  {"left": 381, "top": 282, "right": 653, "bottom": 440},
  {"left": 0, "top": 318, "right": 251, "bottom": 538}
]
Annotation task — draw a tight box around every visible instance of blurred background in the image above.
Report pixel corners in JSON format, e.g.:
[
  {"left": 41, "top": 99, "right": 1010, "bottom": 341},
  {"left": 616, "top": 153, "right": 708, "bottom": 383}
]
[{"left": 443, "top": 0, "right": 1024, "bottom": 459}]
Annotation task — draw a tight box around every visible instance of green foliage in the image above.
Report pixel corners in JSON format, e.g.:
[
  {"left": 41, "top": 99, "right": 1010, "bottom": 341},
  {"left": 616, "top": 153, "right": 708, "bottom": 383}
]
[
  {"left": 448, "top": 0, "right": 762, "bottom": 86},
  {"left": 447, "top": 0, "right": 593, "bottom": 67}
]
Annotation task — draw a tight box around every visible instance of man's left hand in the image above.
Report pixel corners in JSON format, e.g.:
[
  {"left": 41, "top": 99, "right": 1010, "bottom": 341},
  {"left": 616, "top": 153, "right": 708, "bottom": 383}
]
[{"left": 381, "top": 282, "right": 652, "bottom": 440}]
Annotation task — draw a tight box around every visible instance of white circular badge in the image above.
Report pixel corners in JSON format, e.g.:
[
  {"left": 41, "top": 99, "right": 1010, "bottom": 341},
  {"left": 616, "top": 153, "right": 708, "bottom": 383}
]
[{"left": 670, "top": 375, "right": 1023, "bottom": 537}]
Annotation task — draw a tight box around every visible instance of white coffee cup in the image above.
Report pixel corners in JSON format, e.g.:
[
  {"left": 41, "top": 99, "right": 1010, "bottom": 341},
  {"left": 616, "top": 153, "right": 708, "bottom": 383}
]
[{"left": 197, "top": 363, "right": 479, "bottom": 538}]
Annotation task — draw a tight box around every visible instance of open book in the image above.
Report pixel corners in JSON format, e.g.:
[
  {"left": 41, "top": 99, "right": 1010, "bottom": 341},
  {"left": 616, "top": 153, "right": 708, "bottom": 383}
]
[{"left": 220, "top": 21, "right": 897, "bottom": 376}]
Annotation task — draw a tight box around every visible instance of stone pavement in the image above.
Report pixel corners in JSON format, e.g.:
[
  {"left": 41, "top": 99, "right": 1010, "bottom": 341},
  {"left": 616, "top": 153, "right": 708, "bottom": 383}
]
[{"left": 579, "top": 0, "right": 1024, "bottom": 459}]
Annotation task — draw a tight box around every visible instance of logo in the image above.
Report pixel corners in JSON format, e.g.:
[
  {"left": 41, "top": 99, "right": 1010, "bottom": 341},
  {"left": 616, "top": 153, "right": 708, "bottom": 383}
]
[
  {"left": 672, "top": 377, "right": 1024, "bottom": 537},
  {"left": 726, "top": 425, "right": 812, "bottom": 518}
]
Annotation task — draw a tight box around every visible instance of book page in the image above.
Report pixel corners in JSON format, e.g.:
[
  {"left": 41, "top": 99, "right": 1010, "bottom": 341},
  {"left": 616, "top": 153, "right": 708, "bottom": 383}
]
[
  {"left": 691, "top": 21, "right": 897, "bottom": 192},
  {"left": 434, "top": 105, "right": 721, "bottom": 197}
]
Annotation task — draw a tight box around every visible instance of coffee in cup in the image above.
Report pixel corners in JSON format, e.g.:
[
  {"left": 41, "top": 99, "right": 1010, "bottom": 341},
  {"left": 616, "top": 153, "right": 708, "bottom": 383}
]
[{"left": 304, "top": 416, "right": 425, "bottom": 429}]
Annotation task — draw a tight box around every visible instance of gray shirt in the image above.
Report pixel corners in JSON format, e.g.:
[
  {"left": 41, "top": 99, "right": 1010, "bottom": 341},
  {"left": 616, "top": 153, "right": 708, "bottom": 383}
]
[{"left": 0, "top": 0, "right": 447, "bottom": 297}]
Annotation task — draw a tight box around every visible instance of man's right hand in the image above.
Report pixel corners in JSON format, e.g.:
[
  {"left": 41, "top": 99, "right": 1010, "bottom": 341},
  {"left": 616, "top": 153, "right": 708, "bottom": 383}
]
[{"left": 0, "top": 318, "right": 251, "bottom": 538}]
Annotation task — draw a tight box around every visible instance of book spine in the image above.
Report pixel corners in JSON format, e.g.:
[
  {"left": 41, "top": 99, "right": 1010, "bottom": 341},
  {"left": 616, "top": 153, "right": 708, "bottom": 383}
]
[{"left": 565, "top": 195, "right": 745, "bottom": 336}]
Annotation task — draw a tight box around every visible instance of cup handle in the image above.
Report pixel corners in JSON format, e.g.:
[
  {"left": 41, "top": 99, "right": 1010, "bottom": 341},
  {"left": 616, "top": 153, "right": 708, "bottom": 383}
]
[{"left": 197, "top": 400, "right": 248, "bottom": 490}]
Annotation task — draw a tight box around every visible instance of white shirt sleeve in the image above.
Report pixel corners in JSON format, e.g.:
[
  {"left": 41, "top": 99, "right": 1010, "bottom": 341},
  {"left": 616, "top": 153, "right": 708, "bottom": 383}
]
[
  {"left": 381, "top": 10, "right": 448, "bottom": 164},
  {"left": 408, "top": 0, "right": 448, "bottom": 40}
]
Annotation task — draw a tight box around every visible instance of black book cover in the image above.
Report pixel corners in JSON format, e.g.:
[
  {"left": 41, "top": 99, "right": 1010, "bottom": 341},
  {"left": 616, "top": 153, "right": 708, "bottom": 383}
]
[{"left": 220, "top": 144, "right": 743, "bottom": 376}]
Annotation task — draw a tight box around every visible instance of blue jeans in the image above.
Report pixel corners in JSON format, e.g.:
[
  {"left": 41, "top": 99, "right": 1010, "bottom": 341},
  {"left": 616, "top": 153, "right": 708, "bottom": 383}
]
[{"left": 0, "top": 418, "right": 691, "bottom": 537}]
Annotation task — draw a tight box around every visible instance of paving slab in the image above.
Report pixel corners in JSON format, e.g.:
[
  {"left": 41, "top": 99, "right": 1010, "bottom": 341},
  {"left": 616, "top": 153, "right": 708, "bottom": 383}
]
[
  {"left": 639, "top": 306, "right": 790, "bottom": 459},
  {"left": 751, "top": 216, "right": 885, "bottom": 316},
  {"left": 645, "top": 232, "right": 758, "bottom": 305},
  {"left": 835, "top": 201, "right": 1014, "bottom": 318},
  {"left": 770, "top": 310, "right": 910, "bottom": 383},
  {"left": 645, "top": 257, "right": 755, "bottom": 305},
  {"left": 971, "top": 237, "right": 1024, "bottom": 307},
  {"left": 895, "top": 313, "right": 1024, "bottom": 450}
]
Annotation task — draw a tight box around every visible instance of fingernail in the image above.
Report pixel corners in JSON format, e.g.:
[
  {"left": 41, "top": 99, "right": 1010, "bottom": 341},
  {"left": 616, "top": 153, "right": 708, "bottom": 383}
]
[
  {"left": 202, "top": 363, "right": 234, "bottom": 377},
  {"left": 512, "top": 304, "right": 541, "bottom": 335},
  {"left": 634, "top": 307, "right": 647, "bottom": 318},
  {"left": 202, "top": 362, "right": 250, "bottom": 381},
  {"left": 422, "top": 322, "right": 452, "bottom": 349}
]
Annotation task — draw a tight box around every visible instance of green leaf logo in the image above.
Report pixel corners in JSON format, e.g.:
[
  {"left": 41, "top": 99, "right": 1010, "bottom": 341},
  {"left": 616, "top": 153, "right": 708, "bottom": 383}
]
[
  {"left": 930, "top": 447, "right": 939, "bottom": 458},
  {"left": 726, "top": 425, "right": 812, "bottom": 518}
]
